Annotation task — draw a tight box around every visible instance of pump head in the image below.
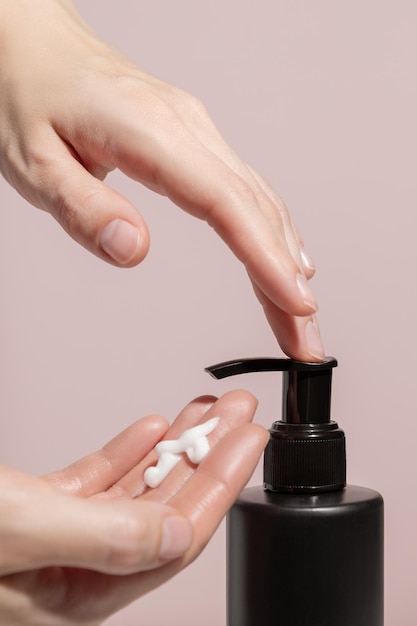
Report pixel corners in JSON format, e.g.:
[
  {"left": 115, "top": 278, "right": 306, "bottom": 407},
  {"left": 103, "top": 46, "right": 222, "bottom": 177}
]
[{"left": 206, "top": 357, "right": 346, "bottom": 493}]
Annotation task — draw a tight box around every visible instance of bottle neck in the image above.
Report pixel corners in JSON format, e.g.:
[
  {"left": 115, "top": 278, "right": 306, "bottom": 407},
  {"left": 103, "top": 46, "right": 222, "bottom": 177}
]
[{"left": 264, "top": 420, "right": 346, "bottom": 494}]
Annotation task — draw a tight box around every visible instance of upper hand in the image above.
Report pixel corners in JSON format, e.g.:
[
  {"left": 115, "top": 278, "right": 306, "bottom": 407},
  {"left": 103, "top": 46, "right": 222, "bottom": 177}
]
[
  {"left": 0, "top": 390, "right": 267, "bottom": 625},
  {"left": 0, "top": 0, "right": 324, "bottom": 361}
]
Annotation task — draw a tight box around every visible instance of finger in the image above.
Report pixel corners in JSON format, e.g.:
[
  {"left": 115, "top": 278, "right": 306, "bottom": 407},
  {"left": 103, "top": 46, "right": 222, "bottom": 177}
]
[
  {"left": 246, "top": 165, "right": 316, "bottom": 279},
  {"left": 162, "top": 89, "right": 317, "bottom": 283},
  {"left": 96, "top": 102, "right": 317, "bottom": 317},
  {"left": 299, "top": 244, "right": 316, "bottom": 279},
  {"left": 24, "top": 130, "right": 151, "bottom": 267},
  {"left": 52, "top": 86, "right": 317, "bottom": 315},
  {"left": 0, "top": 467, "right": 192, "bottom": 576},
  {"left": 244, "top": 165, "right": 303, "bottom": 265},
  {"left": 104, "top": 394, "right": 221, "bottom": 500},
  {"left": 144, "top": 101, "right": 319, "bottom": 325},
  {"left": 44, "top": 415, "right": 169, "bottom": 497},
  {"left": 140, "top": 390, "right": 259, "bottom": 504},
  {"left": 168, "top": 422, "right": 268, "bottom": 536},
  {"left": 253, "top": 280, "right": 325, "bottom": 362},
  {"left": 84, "top": 421, "right": 268, "bottom": 608}
]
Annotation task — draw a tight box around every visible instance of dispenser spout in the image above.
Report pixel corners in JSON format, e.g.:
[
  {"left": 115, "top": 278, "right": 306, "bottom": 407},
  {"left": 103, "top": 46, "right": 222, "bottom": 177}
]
[
  {"left": 206, "top": 357, "right": 337, "bottom": 425},
  {"left": 206, "top": 356, "right": 345, "bottom": 493}
]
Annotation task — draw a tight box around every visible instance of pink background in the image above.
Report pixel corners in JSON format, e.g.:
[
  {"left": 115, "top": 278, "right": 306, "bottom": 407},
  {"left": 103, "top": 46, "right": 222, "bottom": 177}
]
[{"left": 1, "top": 1, "right": 416, "bottom": 624}]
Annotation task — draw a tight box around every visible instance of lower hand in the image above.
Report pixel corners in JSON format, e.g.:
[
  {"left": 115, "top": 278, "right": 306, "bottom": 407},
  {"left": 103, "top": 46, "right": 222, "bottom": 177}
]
[{"left": 0, "top": 391, "right": 267, "bottom": 625}]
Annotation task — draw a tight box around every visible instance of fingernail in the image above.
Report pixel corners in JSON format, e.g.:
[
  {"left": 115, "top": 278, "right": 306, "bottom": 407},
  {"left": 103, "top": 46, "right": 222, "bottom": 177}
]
[
  {"left": 99, "top": 219, "right": 140, "bottom": 265},
  {"left": 300, "top": 246, "right": 315, "bottom": 272},
  {"left": 159, "top": 517, "right": 193, "bottom": 560},
  {"left": 296, "top": 273, "right": 318, "bottom": 311},
  {"left": 305, "top": 317, "right": 325, "bottom": 361}
]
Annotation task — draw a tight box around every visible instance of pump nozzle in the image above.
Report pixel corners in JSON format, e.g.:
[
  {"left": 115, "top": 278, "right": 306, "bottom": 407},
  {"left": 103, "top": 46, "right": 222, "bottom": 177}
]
[
  {"left": 206, "top": 357, "right": 346, "bottom": 493},
  {"left": 206, "top": 357, "right": 337, "bottom": 425}
]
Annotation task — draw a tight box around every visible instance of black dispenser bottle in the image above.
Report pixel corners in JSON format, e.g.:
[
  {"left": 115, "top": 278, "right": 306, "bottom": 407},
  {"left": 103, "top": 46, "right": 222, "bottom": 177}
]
[{"left": 206, "top": 357, "right": 383, "bottom": 626}]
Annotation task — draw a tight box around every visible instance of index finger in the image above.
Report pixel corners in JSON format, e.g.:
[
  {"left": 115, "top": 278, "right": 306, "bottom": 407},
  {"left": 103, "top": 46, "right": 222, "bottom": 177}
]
[{"left": 97, "top": 99, "right": 317, "bottom": 317}]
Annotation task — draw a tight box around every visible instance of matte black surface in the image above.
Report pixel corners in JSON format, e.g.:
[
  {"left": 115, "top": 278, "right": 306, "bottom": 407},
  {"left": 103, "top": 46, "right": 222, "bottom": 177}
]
[
  {"left": 206, "top": 357, "right": 384, "bottom": 625},
  {"left": 227, "top": 485, "right": 384, "bottom": 626}
]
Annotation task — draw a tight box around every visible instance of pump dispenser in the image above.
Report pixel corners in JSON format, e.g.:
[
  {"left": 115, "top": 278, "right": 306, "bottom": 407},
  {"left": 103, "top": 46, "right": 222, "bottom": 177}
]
[{"left": 206, "top": 357, "right": 383, "bottom": 626}]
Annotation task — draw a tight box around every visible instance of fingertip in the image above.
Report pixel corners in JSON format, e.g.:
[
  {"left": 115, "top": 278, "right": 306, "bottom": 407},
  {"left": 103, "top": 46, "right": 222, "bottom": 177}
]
[
  {"left": 256, "top": 422, "right": 270, "bottom": 445},
  {"left": 304, "top": 317, "right": 326, "bottom": 362},
  {"left": 183, "top": 395, "right": 219, "bottom": 412},
  {"left": 46, "top": 155, "right": 151, "bottom": 267},
  {"left": 283, "top": 316, "right": 326, "bottom": 363},
  {"left": 242, "top": 422, "right": 270, "bottom": 450},
  {"left": 260, "top": 301, "right": 326, "bottom": 363},
  {"left": 98, "top": 218, "right": 149, "bottom": 266},
  {"left": 220, "top": 388, "right": 259, "bottom": 415}
]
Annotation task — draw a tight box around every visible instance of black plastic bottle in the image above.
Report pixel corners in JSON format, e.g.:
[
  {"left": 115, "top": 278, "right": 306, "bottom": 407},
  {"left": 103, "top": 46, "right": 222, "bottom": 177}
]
[{"left": 206, "top": 357, "right": 384, "bottom": 626}]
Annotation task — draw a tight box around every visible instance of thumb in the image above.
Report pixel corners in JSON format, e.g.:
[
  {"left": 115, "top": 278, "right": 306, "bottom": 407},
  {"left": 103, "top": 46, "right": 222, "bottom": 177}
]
[
  {"left": 32, "top": 145, "right": 151, "bottom": 268},
  {"left": 0, "top": 470, "right": 192, "bottom": 576}
]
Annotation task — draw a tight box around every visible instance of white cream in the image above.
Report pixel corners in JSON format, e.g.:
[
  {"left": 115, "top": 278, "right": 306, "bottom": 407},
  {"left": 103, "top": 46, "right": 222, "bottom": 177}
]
[{"left": 144, "top": 417, "right": 220, "bottom": 488}]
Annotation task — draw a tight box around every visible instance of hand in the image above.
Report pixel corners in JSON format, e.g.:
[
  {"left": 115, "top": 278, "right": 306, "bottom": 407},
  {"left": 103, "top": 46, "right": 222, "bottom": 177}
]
[
  {"left": 0, "top": 0, "right": 324, "bottom": 361},
  {"left": 0, "top": 391, "right": 267, "bottom": 625}
]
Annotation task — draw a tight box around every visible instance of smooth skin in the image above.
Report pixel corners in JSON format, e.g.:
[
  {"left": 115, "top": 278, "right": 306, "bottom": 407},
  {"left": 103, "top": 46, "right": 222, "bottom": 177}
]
[
  {"left": 0, "top": 0, "right": 324, "bottom": 622},
  {"left": 0, "top": 392, "right": 267, "bottom": 625},
  {"left": 0, "top": 0, "right": 324, "bottom": 360}
]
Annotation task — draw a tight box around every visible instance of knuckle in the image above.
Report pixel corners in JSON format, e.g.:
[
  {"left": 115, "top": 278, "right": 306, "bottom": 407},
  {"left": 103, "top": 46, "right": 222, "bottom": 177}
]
[
  {"left": 204, "top": 173, "right": 255, "bottom": 229},
  {"left": 182, "top": 93, "right": 213, "bottom": 127},
  {"left": 54, "top": 191, "right": 80, "bottom": 237},
  {"left": 163, "top": 84, "right": 211, "bottom": 123},
  {"left": 54, "top": 185, "right": 102, "bottom": 239},
  {"left": 116, "top": 75, "right": 180, "bottom": 124},
  {"left": 225, "top": 174, "right": 256, "bottom": 207},
  {"left": 180, "top": 90, "right": 208, "bottom": 117}
]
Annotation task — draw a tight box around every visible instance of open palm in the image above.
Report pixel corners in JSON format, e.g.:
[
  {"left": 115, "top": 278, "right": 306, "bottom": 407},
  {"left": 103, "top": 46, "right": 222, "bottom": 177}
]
[{"left": 0, "top": 391, "right": 266, "bottom": 625}]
